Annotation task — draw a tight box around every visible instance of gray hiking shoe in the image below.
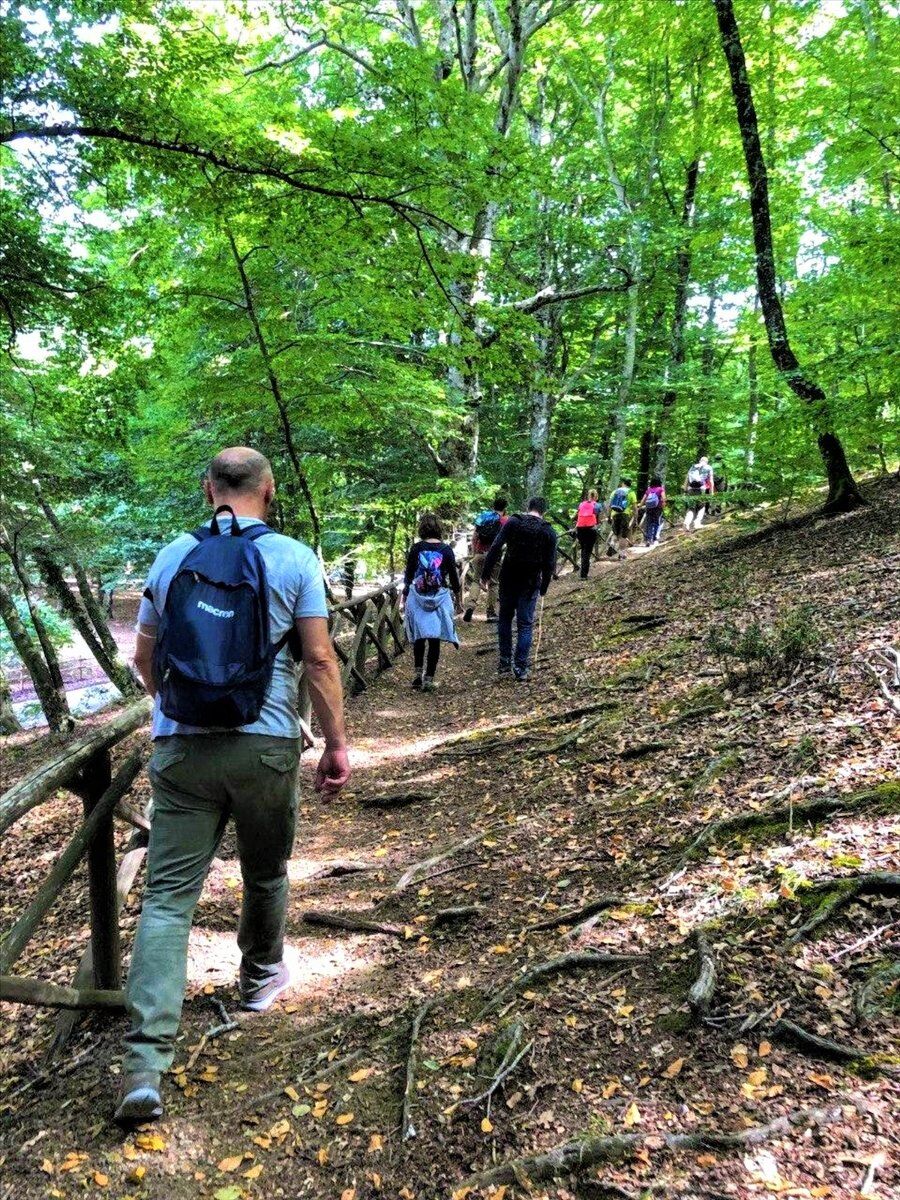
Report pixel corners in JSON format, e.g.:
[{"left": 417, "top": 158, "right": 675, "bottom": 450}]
[
  {"left": 240, "top": 961, "right": 290, "bottom": 1013},
  {"left": 497, "top": 661, "right": 512, "bottom": 679},
  {"left": 422, "top": 676, "right": 437, "bottom": 692},
  {"left": 114, "top": 1071, "right": 163, "bottom": 1127},
  {"left": 514, "top": 667, "right": 532, "bottom": 682}
]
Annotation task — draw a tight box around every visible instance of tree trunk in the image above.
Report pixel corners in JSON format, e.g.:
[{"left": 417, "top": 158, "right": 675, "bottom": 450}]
[
  {"left": 34, "top": 550, "right": 140, "bottom": 698},
  {"left": 637, "top": 427, "right": 654, "bottom": 497},
  {"left": 0, "top": 663, "right": 21, "bottom": 734},
  {"left": 654, "top": 156, "right": 701, "bottom": 480},
  {"left": 744, "top": 308, "right": 760, "bottom": 481},
  {"left": 712, "top": 0, "right": 864, "bottom": 511},
  {"left": 0, "top": 580, "right": 72, "bottom": 734},
  {"left": 695, "top": 287, "right": 718, "bottom": 457},
  {"left": 604, "top": 277, "right": 639, "bottom": 496}
]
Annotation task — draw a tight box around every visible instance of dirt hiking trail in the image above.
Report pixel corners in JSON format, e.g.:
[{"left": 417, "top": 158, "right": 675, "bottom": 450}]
[{"left": 1, "top": 486, "right": 898, "bottom": 1200}]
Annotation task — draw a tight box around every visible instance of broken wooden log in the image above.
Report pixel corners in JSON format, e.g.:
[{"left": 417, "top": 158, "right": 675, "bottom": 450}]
[
  {"left": 302, "top": 909, "right": 405, "bottom": 938},
  {"left": 688, "top": 928, "right": 717, "bottom": 1019},
  {"left": 0, "top": 974, "right": 125, "bottom": 1011}
]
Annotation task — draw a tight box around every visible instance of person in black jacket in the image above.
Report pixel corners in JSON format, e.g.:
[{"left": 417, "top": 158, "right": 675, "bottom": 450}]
[{"left": 481, "top": 497, "right": 557, "bottom": 682}]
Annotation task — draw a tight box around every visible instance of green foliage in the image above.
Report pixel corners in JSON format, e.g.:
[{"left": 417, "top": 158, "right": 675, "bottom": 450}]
[
  {"left": 0, "top": 595, "right": 73, "bottom": 667},
  {"left": 706, "top": 603, "right": 823, "bottom": 689}
]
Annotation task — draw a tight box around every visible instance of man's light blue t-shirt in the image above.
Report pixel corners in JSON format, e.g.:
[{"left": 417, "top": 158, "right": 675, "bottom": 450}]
[{"left": 138, "top": 517, "right": 328, "bottom": 740}]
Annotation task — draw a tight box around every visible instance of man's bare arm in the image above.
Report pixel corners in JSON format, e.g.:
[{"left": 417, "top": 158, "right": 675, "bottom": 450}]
[
  {"left": 134, "top": 624, "right": 157, "bottom": 697},
  {"left": 297, "top": 616, "right": 350, "bottom": 794}
]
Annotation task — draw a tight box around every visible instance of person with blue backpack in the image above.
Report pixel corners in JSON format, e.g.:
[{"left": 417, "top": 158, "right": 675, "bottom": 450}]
[
  {"left": 402, "top": 513, "right": 461, "bottom": 692},
  {"left": 117, "top": 447, "right": 350, "bottom": 1127},
  {"left": 462, "top": 496, "right": 508, "bottom": 622}
]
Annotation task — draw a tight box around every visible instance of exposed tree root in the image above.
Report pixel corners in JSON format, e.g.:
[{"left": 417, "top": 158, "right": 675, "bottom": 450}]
[
  {"left": 853, "top": 960, "right": 900, "bottom": 1027},
  {"left": 527, "top": 715, "right": 606, "bottom": 757},
  {"left": 688, "top": 929, "right": 717, "bottom": 1019},
  {"left": 433, "top": 905, "right": 480, "bottom": 928},
  {"left": 478, "top": 951, "right": 641, "bottom": 1018},
  {"left": 402, "top": 998, "right": 437, "bottom": 1141},
  {"left": 393, "top": 830, "right": 491, "bottom": 894},
  {"left": 435, "top": 702, "right": 617, "bottom": 757},
  {"left": 770, "top": 1018, "right": 865, "bottom": 1064},
  {"left": 787, "top": 871, "right": 900, "bottom": 944},
  {"left": 360, "top": 791, "right": 428, "bottom": 810},
  {"left": 463, "top": 1020, "right": 532, "bottom": 1113},
  {"left": 712, "top": 510, "right": 825, "bottom": 556},
  {"left": 612, "top": 616, "right": 667, "bottom": 636},
  {"left": 313, "top": 859, "right": 379, "bottom": 879},
  {"left": 680, "top": 783, "right": 900, "bottom": 862},
  {"left": 620, "top": 740, "right": 669, "bottom": 760},
  {"left": 302, "top": 909, "right": 405, "bottom": 938},
  {"left": 665, "top": 702, "right": 722, "bottom": 727},
  {"left": 620, "top": 613, "right": 667, "bottom": 626},
  {"left": 456, "top": 1103, "right": 841, "bottom": 1192},
  {"left": 528, "top": 895, "right": 625, "bottom": 933},
  {"left": 184, "top": 1005, "right": 240, "bottom": 1071}
]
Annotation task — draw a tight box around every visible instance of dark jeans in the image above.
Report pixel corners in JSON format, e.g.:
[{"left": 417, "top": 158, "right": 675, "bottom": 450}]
[
  {"left": 575, "top": 527, "right": 597, "bottom": 579},
  {"left": 413, "top": 637, "right": 441, "bottom": 677},
  {"left": 498, "top": 585, "right": 540, "bottom": 672},
  {"left": 644, "top": 510, "right": 663, "bottom": 544}
]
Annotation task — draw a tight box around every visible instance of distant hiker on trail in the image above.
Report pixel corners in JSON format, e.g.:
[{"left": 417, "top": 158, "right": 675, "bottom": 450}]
[
  {"left": 684, "top": 456, "right": 715, "bottom": 530},
  {"left": 463, "top": 496, "right": 508, "bottom": 623},
  {"left": 639, "top": 475, "right": 667, "bottom": 547},
  {"left": 606, "top": 478, "right": 637, "bottom": 559},
  {"left": 402, "top": 513, "right": 461, "bottom": 692},
  {"left": 573, "top": 489, "right": 602, "bottom": 579},
  {"left": 119, "top": 447, "right": 350, "bottom": 1127},
  {"left": 482, "top": 497, "right": 557, "bottom": 682}
]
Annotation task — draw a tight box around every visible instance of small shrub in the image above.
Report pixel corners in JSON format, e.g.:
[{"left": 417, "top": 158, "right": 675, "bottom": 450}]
[{"left": 706, "top": 603, "right": 822, "bottom": 689}]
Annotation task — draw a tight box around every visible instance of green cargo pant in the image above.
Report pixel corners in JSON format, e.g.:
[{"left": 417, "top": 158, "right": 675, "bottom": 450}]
[{"left": 123, "top": 734, "right": 300, "bottom": 1073}]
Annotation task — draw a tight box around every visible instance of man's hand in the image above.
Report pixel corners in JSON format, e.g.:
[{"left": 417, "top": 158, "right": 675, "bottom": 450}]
[{"left": 315, "top": 747, "right": 351, "bottom": 795}]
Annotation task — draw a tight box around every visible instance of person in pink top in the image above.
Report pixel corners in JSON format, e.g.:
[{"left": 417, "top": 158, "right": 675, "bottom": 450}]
[{"left": 639, "top": 475, "right": 666, "bottom": 547}]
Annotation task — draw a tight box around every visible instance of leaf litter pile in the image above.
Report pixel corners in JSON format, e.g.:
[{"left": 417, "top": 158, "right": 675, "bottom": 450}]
[{"left": 1, "top": 481, "right": 898, "bottom": 1200}]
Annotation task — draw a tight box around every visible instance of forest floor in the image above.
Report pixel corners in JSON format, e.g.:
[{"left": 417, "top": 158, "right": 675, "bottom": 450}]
[{"left": 1, "top": 481, "right": 899, "bottom": 1200}]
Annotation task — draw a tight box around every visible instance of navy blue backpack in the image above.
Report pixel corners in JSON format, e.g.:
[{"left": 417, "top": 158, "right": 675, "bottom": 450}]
[{"left": 153, "top": 506, "right": 290, "bottom": 728}]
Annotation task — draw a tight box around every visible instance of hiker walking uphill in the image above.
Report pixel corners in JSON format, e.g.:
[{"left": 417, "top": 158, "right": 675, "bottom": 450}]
[
  {"left": 463, "top": 497, "right": 508, "bottom": 622},
  {"left": 639, "top": 475, "right": 667, "bottom": 548},
  {"left": 573, "top": 489, "right": 602, "bottom": 579},
  {"left": 402, "top": 513, "right": 461, "bottom": 692},
  {"left": 684, "top": 456, "right": 715, "bottom": 530},
  {"left": 482, "top": 497, "right": 557, "bottom": 682},
  {"left": 606, "top": 478, "right": 637, "bottom": 559},
  {"left": 119, "top": 447, "right": 351, "bottom": 1127}
]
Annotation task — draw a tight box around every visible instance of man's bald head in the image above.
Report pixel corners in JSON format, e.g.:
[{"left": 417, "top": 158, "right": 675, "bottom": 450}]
[{"left": 206, "top": 447, "right": 274, "bottom": 497}]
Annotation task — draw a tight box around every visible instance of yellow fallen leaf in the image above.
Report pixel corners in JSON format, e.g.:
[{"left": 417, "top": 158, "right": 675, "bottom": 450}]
[
  {"left": 317, "top": 1147, "right": 329, "bottom": 1166},
  {"left": 217, "top": 1155, "right": 244, "bottom": 1173},
  {"left": 252, "top": 1135, "right": 271, "bottom": 1150},
  {"left": 730, "top": 1044, "right": 749, "bottom": 1069},
  {"left": 313, "top": 1100, "right": 328, "bottom": 1118},
  {"left": 623, "top": 1102, "right": 641, "bottom": 1127},
  {"left": 572, "top": 1078, "right": 583, "bottom": 1093},
  {"left": 758, "top": 1040, "right": 772, "bottom": 1058},
  {"left": 481, "top": 1117, "right": 494, "bottom": 1133},
  {"left": 284, "top": 1085, "right": 300, "bottom": 1101},
  {"left": 489, "top": 944, "right": 512, "bottom": 954},
  {"left": 602, "top": 1079, "right": 619, "bottom": 1099},
  {"left": 616, "top": 1004, "right": 635, "bottom": 1017},
  {"left": 135, "top": 1133, "right": 166, "bottom": 1153},
  {"left": 368, "top": 1133, "right": 383, "bottom": 1153},
  {"left": 747, "top": 1068, "right": 767, "bottom": 1086},
  {"left": 488, "top": 1188, "right": 507, "bottom": 1200},
  {"left": 243, "top": 1164, "right": 264, "bottom": 1180},
  {"left": 663, "top": 1057, "right": 684, "bottom": 1078},
  {"left": 40, "top": 1160, "right": 54, "bottom": 1175},
  {"left": 122, "top": 1144, "right": 139, "bottom": 1161},
  {"left": 341, "top": 1190, "right": 356, "bottom": 1200},
  {"left": 336, "top": 1112, "right": 354, "bottom": 1126},
  {"left": 564, "top": 1015, "right": 577, "bottom": 1028},
  {"left": 349, "top": 1068, "right": 375, "bottom": 1083},
  {"left": 93, "top": 1172, "right": 109, "bottom": 1187},
  {"left": 696, "top": 1153, "right": 717, "bottom": 1167}
]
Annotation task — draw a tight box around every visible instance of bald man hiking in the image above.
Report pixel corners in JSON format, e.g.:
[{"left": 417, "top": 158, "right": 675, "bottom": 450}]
[{"left": 116, "top": 448, "right": 350, "bottom": 1126}]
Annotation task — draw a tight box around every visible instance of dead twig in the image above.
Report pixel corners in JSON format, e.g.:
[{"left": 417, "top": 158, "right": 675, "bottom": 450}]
[
  {"left": 787, "top": 872, "right": 900, "bottom": 944},
  {"left": 401, "top": 998, "right": 437, "bottom": 1141},
  {"left": 528, "top": 895, "right": 625, "bottom": 933},
  {"left": 770, "top": 1018, "right": 865, "bottom": 1064},
  {"left": 393, "top": 830, "right": 492, "bottom": 894},
  {"left": 478, "top": 951, "right": 642, "bottom": 1019},
  {"left": 302, "top": 909, "right": 405, "bottom": 938}
]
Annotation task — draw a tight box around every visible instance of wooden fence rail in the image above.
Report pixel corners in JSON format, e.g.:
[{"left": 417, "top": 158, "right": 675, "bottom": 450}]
[{"left": 0, "top": 581, "right": 407, "bottom": 1040}]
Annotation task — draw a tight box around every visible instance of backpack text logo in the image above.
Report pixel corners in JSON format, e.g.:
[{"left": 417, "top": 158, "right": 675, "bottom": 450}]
[{"left": 197, "top": 600, "right": 235, "bottom": 619}]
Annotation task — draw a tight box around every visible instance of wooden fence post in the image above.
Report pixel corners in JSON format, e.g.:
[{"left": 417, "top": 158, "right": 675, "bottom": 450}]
[{"left": 75, "top": 749, "right": 122, "bottom": 991}]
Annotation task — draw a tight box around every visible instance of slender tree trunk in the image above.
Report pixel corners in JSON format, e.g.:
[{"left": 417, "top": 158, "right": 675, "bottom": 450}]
[
  {"left": 224, "top": 228, "right": 325, "bottom": 549},
  {"left": 5, "top": 548, "right": 68, "bottom": 699},
  {"left": 0, "top": 663, "right": 21, "bottom": 734},
  {"left": 654, "top": 156, "right": 701, "bottom": 479},
  {"left": 0, "top": 580, "right": 72, "bottom": 733},
  {"left": 744, "top": 307, "right": 760, "bottom": 481},
  {"left": 637, "top": 427, "right": 654, "bottom": 497},
  {"left": 695, "top": 287, "right": 719, "bottom": 457},
  {"left": 34, "top": 550, "right": 140, "bottom": 698},
  {"left": 605, "top": 277, "right": 639, "bottom": 496},
  {"left": 30, "top": 479, "right": 137, "bottom": 685},
  {"left": 712, "top": 0, "right": 864, "bottom": 511}
]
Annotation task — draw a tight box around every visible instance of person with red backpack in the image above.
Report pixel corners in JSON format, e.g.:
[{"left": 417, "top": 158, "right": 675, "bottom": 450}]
[
  {"left": 118, "top": 447, "right": 350, "bottom": 1127},
  {"left": 573, "top": 489, "right": 602, "bottom": 579},
  {"left": 463, "top": 496, "right": 508, "bottom": 622},
  {"left": 402, "top": 513, "right": 461, "bottom": 691}
]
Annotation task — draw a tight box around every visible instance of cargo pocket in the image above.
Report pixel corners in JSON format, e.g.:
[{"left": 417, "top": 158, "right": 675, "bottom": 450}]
[
  {"left": 149, "top": 744, "right": 187, "bottom": 780},
  {"left": 259, "top": 751, "right": 299, "bottom": 775}
]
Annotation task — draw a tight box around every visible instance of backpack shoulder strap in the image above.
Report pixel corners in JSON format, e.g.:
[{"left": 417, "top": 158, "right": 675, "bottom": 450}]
[
  {"left": 189, "top": 525, "right": 214, "bottom": 543},
  {"left": 244, "top": 524, "right": 275, "bottom": 542}
]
